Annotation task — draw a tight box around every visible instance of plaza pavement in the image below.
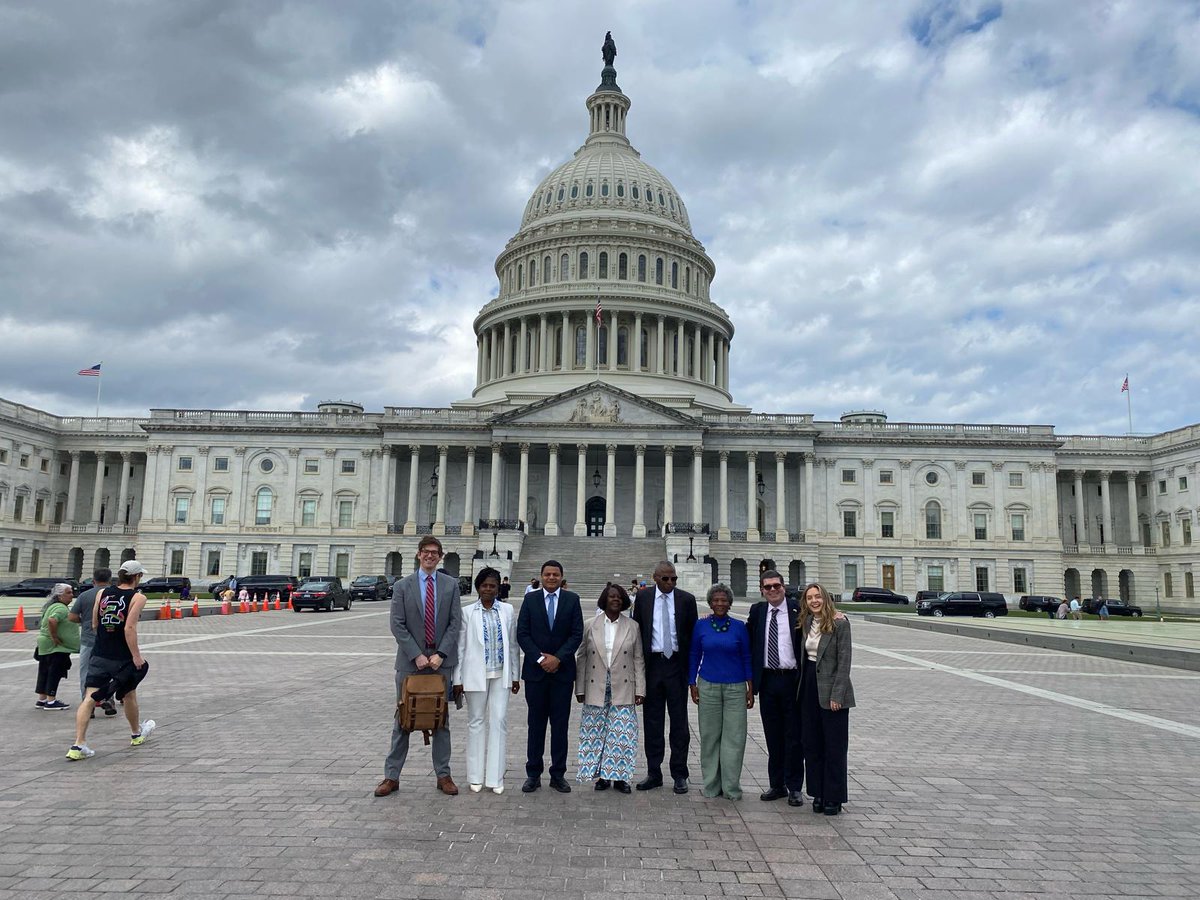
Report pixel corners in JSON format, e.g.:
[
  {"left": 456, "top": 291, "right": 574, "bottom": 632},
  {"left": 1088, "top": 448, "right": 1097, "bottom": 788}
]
[{"left": 1, "top": 599, "right": 1198, "bottom": 900}]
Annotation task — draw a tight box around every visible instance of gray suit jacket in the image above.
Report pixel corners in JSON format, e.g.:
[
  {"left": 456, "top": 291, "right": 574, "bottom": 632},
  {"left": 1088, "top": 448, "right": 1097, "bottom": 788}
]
[
  {"left": 391, "top": 570, "right": 462, "bottom": 675},
  {"left": 575, "top": 614, "right": 646, "bottom": 706},
  {"left": 801, "top": 615, "right": 856, "bottom": 709}
]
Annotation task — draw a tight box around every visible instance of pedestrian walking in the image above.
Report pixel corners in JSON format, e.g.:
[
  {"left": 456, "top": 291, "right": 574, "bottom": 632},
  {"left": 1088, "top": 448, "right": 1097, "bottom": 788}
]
[
  {"left": 69, "top": 568, "right": 117, "bottom": 716},
  {"left": 35, "top": 583, "right": 79, "bottom": 710}
]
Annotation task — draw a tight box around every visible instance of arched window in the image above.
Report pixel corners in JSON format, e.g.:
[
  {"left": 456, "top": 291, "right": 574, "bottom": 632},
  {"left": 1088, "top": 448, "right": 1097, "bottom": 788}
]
[
  {"left": 585, "top": 182, "right": 594, "bottom": 197},
  {"left": 637, "top": 255, "right": 646, "bottom": 282},
  {"left": 671, "top": 332, "right": 679, "bottom": 374},
  {"left": 574, "top": 326, "right": 586, "bottom": 366},
  {"left": 604, "top": 181, "right": 612, "bottom": 197},
  {"left": 632, "top": 184, "right": 640, "bottom": 200},
  {"left": 530, "top": 258, "right": 537, "bottom": 286},
  {"left": 669, "top": 194, "right": 675, "bottom": 211},
  {"left": 544, "top": 255, "right": 551, "bottom": 282},
  {"left": 543, "top": 190, "right": 551, "bottom": 206},
  {"left": 617, "top": 326, "right": 628, "bottom": 366},
  {"left": 671, "top": 261, "right": 679, "bottom": 289},
  {"left": 598, "top": 325, "right": 608, "bottom": 365},
  {"left": 570, "top": 184, "right": 579, "bottom": 199},
  {"left": 655, "top": 257, "right": 664, "bottom": 285},
  {"left": 618, "top": 252, "right": 628, "bottom": 280},
  {"left": 685, "top": 266, "right": 691, "bottom": 293},
  {"left": 925, "top": 501, "right": 942, "bottom": 540},
  {"left": 560, "top": 253, "right": 569, "bottom": 281},
  {"left": 578, "top": 251, "right": 588, "bottom": 279},
  {"left": 640, "top": 328, "right": 650, "bottom": 369},
  {"left": 658, "top": 190, "right": 665, "bottom": 206},
  {"left": 616, "top": 182, "right": 624, "bottom": 197},
  {"left": 255, "top": 487, "right": 273, "bottom": 526},
  {"left": 598, "top": 252, "right": 608, "bottom": 279},
  {"left": 517, "top": 263, "right": 523, "bottom": 290},
  {"left": 557, "top": 186, "right": 564, "bottom": 202},
  {"left": 509, "top": 333, "right": 518, "bottom": 374},
  {"left": 554, "top": 326, "right": 563, "bottom": 368}
]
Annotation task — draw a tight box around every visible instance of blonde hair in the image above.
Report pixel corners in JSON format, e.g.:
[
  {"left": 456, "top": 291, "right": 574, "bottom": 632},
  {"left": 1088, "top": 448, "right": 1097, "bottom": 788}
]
[{"left": 800, "top": 582, "right": 839, "bottom": 634}]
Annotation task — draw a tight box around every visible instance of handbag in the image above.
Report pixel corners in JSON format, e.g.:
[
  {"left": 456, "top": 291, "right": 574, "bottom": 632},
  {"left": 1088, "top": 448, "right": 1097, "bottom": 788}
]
[{"left": 395, "top": 672, "right": 448, "bottom": 745}]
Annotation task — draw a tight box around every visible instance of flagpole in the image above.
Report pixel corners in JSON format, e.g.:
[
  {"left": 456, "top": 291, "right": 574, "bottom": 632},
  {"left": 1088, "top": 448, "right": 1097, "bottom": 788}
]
[
  {"left": 95, "top": 363, "right": 102, "bottom": 418},
  {"left": 1125, "top": 373, "right": 1133, "bottom": 434}
]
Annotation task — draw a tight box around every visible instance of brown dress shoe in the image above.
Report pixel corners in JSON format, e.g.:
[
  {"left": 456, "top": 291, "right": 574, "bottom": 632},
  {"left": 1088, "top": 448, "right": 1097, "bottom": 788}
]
[
  {"left": 374, "top": 778, "right": 400, "bottom": 797},
  {"left": 437, "top": 775, "right": 459, "bottom": 796}
]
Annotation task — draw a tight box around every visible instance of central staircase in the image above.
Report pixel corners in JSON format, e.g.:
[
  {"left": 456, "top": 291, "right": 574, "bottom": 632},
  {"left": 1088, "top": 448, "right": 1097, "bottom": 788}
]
[{"left": 512, "top": 534, "right": 667, "bottom": 603}]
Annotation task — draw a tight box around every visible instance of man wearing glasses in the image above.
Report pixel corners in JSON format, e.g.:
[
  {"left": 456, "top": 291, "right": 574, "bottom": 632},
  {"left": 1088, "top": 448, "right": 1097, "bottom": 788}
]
[
  {"left": 632, "top": 561, "right": 697, "bottom": 793},
  {"left": 376, "top": 535, "right": 463, "bottom": 798}
]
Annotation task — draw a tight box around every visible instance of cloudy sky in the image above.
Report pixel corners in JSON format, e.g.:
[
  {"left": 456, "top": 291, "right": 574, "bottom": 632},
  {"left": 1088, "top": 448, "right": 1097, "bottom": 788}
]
[{"left": 2, "top": 0, "right": 1197, "bottom": 434}]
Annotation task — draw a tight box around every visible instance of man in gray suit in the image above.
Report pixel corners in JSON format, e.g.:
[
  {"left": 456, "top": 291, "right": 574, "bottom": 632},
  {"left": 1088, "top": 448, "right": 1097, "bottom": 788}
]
[{"left": 375, "top": 535, "right": 463, "bottom": 797}]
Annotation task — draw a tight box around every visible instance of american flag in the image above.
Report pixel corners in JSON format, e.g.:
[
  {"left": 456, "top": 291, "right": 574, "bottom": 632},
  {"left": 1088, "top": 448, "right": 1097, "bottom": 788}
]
[
  {"left": 77, "top": 363, "right": 102, "bottom": 377},
  {"left": 1120, "top": 376, "right": 1129, "bottom": 393},
  {"left": 594, "top": 297, "right": 602, "bottom": 325}
]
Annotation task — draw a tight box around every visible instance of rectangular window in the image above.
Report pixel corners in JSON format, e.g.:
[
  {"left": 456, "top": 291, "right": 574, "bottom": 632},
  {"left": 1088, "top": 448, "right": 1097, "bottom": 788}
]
[
  {"left": 251, "top": 552, "right": 268, "bottom": 576},
  {"left": 1013, "top": 567, "right": 1028, "bottom": 593},
  {"left": 174, "top": 497, "right": 190, "bottom": 524},
  {"left": 340, "top": 459, "right": 356, "bottom": 475},
  {"left": 971, "top": 471, "right": 986, "bottom": 486},
  {"left": 206, "top": 550, "right": 222, "bottom": 576},
  {"left": 255, "top": 491, "right": 272, "bottom": 526},
  {"left": 338, "top": 500, "right": 353, "bottom": 528},
  {"left": 975, "top": 567, "right": 989, "bottom": 591},
  {"left": 841, "top": 469, "right": 856, "bottom": 484},
  {"left": 60, "top": 462, "right": 68, "bottom": 475},
  {"left": 0, "top": 449, "right": 7, "bottom": 463},
  {"left": 1183, "top": 519, "right": 1192, "bottom": 546},
  {"left": 1161, "top": 521, "right": 1171, "bottom": 547},
  {"left": 34, "top": 498, "right": 45, "bottom": 524},
  {"left": 926, "top": 507, "right": 941, "bottom": 539},
  {"left": 1142, "top": 522, "right": 1152, "bottom": 546},
  {"left": 304, "top": 458, "right": 319, "bottom": 474},
  {"left": 7, "top": 547, "right": 18, "bottom": 572},
  {"left": 178, "top": 456, "right": 193, "bottom": 471},
  {"left": 12, "top": 496, "right": 24, "bottom": 521},
  {"left": 842, "top": 510, "right": 857, "bottom": 538},
  {"left": 298, "top": 552, "right": 313, "bottom": 579},
  {"left": 927, "top": 566, "right": 944, "bottom": 593},
  {"left": 1158, "top": 480, "right": 1167, "bottom": 494},
  {"left": 974, "top": 513, "right": 988, "bottom": 540},
  {"left": 1164, "top": 572, "right": 1173, "bottom": 598},
  {"left": 1011, "top": 514, "right": 1025, "bottom": 541},
  {"left": 19, "top": 454, "right": 29, "bottom": 468},
  {"left": 1138, "top": 482, "right": 1147, "bottom": 497},
  {"left": 40, "top": 458, "right": 49, "bottom": 473},
  {"left": 30, "top": 548, "right": 40, "bottom": 572},
  {"left": 880, "top": 511, "right": 894, "bottom": 538},
  {"left": 301, "top": 499, "right": 317, "bottom": 527},
  {"left": 1180, "top": 476, "right": 1189, "bottom": 491},
  {"left": 878, "top": 469, "right": 893, "bottom": 485},
  {"left": 842, "top": 563, "right": 858, "bottom": 591},
  {"left": 213, "top": 456, "right": 229, "bottom": 472},
  {"left": 335, "top": 552, "right": 350, "bottom": 579},
  {"left": 1009, "top": 472, "right": 1023, "bottom": 488},
  {"left": 54, "top": 502, "right": 64, "bottom": 525},
  {"left": 1186, "top": 571, "right": 1195, "bottom": 598},
  {"left": 210, "top": 497, "right": 226, "bottom": 525},
  {"left": 882, "top": 564, "right": 895, "bottom": 590},
  {"left": 169, "top": 549, "right": 184, "bottom": 575}
]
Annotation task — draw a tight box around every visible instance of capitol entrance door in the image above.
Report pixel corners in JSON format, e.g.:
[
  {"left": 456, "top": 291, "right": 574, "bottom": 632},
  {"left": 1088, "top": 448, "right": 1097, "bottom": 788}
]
[{"left": 585, "top": 496, "right": 605, "bottom": 536}]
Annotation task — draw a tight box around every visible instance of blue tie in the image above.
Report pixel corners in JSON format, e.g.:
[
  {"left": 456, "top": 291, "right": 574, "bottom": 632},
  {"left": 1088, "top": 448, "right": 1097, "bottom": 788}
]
[{"left": 546, "top": 592, "right": 557, "bottom": 624}]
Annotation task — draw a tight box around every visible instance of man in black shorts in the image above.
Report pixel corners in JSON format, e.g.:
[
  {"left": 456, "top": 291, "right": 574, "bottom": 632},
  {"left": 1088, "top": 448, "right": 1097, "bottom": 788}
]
[{"left": 66, "top": 560, "right": 156, "bottom": 760}]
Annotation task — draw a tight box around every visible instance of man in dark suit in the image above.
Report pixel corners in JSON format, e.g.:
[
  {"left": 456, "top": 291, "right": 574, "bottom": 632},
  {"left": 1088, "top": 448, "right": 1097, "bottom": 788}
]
[
  {"left": 376, "top": 535, "right": 463, "bottom": 798},
  {"left": 632, "top": 560, "right": 698, "bottom": 793},
  {"left": 748, "top": 569, "right": 804, "bottom": 806},
  {"left": 516, "top": 559, "right": 583, "bottom": 793}
]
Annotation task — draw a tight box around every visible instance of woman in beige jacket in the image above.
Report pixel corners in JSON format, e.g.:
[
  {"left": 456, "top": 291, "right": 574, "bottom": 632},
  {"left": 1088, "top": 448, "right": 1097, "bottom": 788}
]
[{"left": 575, "top": 584, "right": 646, "bottom": 792}]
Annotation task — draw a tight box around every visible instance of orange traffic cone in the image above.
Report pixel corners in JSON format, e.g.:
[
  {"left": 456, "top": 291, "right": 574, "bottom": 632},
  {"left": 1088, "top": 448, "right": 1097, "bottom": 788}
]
[
  {"left": 174, "top": 606, "right": 183, "bottom": 619},
  {"left": 192, "top": 600, "right": 200, "bottom": 617},
  {"left": 221, "top": 598, "right": 231, "bottom": 615},
  {"left": 250, "top": 599, "right": 258, "bottom": 613},
  {"left": 273, "top": 595, "right": 281, "bottom": 611},
  {"left": 286, "top": 596, "right": 294, "bottom": 611},
  {"left": 10, "top": 606, "right": 27, "bottom": 633}
]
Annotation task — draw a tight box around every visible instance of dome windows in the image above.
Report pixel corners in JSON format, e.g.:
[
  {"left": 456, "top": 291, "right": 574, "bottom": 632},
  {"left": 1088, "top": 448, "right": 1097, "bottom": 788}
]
[
  {"left": 637, "top": 254, "right": 646, "bottom": 283},
  {"left": 632, "top": 185, "right": 640, "bottom": 200},
  {"left": 578, "top": 251, "right": 589, "bottom": 279},
  {"left": 570, "top": 184, "right": 579, "bottom": 199},
  {"left": 645, "top": 184, "right": 653, "bottom": 202},
  {"left": 600, "top": 181, "right": 608, "bottom": 197},
  {"left": 544, "top": 190, "right": 551, "bottom": 206},
  {"left": 557, "top": 187, "right": 564, "bottom": 202},
  {"left": 585, "top": 182, "right": 594, "bottom": 198},
  {"left": 658, "top": 190, "right": 665, "bottom": 206},
  {"left": 618, "top": 252, "right": 628, "bottom": 280},
  {"left": 559, "top": 252, "right": 569, "bottom": 280},
  {"left": 669, "top": 195, "right": 676, "bottom": 212},
  {"left": 655, "top": 257, "right": 664, "bottom": 285},
  {"left": 599, "top": 252, "right": 608, "bottom": 279},
  {"left": 671, "top": 261, "right": 679, "bottom": 289},
  {"left": 616, "top": 182, "right": 624, "bottom": 198}
]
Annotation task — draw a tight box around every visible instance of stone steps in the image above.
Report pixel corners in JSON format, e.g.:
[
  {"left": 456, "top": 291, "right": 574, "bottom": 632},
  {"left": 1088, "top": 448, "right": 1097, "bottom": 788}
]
[{"left": 513, "top": 534, "right": 667, "bottom": 600}]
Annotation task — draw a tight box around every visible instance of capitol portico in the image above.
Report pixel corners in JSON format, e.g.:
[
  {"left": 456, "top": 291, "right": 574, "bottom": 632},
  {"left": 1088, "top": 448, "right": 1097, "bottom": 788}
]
[{"left": 1, "top": 45, "right": 1197, "bottom": 609}]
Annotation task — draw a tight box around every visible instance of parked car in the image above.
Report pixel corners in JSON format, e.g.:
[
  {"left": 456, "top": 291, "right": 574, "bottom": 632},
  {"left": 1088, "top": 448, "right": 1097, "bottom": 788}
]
[
  {"left": 349, "top": 575, "right": 390, "bottom": 602},
  {"left": 292, "top": 578, "right": 351, "bottom": 612},
  {"left": 139, "top": 576, "right": 192, "bottom": 595},
  {"left": 1019, "top": 595, "right": 1063, "bottom": 616},
  {"left": 850, "top": 586, "right": 910, "bottom": 605},
  {"left": 1083, "top": 598, "right": 1143, "bottom": 617},
  {"left": 211, "top": 574, "right": 299, "bottom": 600},
  {"left": 917, "top": 591, "right": 1008, "bottom": 618},
  {"left": 914, "top": 590, "right": 944, "bottom": 603},
  {"left": 0, "top": 577, "right": 77, "bottom": 597}
]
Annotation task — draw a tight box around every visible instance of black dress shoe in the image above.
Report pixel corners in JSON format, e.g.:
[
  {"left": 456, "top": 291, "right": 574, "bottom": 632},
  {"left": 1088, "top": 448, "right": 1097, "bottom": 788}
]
[
  {"left": 594, "top": 778, "right": 610, "bottom": 791},
  {"left": 759, "top": 786, "right": 788, "bottom": 801},
  {"left": 636, "top": 774, "right": 663, "bottom": 791},
  {"left": 823, "top": 803, "right": 842, "bottom": 816},
  {"left": 549, "top": 776, "right": 572, "bottom": 793},
  {"left": 521, "top": 776, "right": 541, "bottom": 793},
  {"left": 787, "top": 790, "right": 804, "bottom": 807},
  {"left": 673, "top": 777, "right": 689, "bottom": 794},
  {"left": 613, "top": 780, "right": 631, "bottom": 794},
  {"left": 812, "top": 797, "right": 825, "bottom": 813}
]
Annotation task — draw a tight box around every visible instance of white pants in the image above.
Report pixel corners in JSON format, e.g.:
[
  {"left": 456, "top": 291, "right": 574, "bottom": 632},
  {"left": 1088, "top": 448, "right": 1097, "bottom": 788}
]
[{"left": 464, "top": 676, "right": 510, "bottom": 788}]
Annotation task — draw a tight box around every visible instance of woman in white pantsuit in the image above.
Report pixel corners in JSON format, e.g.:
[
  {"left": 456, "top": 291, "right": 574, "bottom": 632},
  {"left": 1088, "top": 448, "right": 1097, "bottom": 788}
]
[{"left": 453, "top": 567, "right": 521, "bottom": 794}]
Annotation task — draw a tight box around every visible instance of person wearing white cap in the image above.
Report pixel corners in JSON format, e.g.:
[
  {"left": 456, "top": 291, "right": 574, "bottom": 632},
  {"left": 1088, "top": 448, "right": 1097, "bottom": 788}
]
[{"left": 66, "top": 560, "right": 156, "bottom": 760}]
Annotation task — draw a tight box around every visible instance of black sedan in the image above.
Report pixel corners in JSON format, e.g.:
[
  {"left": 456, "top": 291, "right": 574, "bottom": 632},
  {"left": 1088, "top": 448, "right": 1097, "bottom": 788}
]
[
  {"left": 0, "top": 577, "right": 77, "bottom": 597},
  {"left": 349, "top": 575, "right": 390, "bottom": 602},
  {"left": 851, "top": 586, "right": 910, "bottom": 605},
  {"left": 917, "top": 591, "right": 1008, "bottom": 618},
  {"left": 292, "top": 578, "right": 352, "bottom": 612},
  {"left": 1084, "top": 598, "right": 1143, "bottom": 617}
]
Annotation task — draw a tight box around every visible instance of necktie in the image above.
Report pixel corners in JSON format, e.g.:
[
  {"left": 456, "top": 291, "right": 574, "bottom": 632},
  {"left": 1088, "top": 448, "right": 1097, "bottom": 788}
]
[
  {"left": 768, "top": 607, "right": 781, "bottom": 669},
  {"left": 546, "top": 592, "right": 557, "bottom": 624},
  {"left": 660, "top": 595, "right": 672, "bottom": 659},
  {"left": 423, "top": 574, "right": 435, "bottom": 650}
]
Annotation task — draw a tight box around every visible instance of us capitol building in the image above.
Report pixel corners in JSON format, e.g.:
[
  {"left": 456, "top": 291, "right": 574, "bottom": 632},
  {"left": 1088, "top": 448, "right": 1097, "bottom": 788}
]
[{"left": 2, "top": 46, "right": 1198, "bottom": 608}]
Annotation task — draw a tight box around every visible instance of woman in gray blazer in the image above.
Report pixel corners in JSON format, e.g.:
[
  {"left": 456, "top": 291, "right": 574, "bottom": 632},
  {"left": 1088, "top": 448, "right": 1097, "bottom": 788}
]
[
  {"left": 575, "top": 584, "right": 646, "bottom": 793},
  {"left": 797, "top": 582, "right": 856, "bottom": 816}
]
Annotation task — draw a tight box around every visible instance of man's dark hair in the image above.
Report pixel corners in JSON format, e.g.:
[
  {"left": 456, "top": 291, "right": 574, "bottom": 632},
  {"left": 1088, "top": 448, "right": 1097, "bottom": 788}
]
[
  {"left": 93, "top": 568, "right": 112, "bottom": 583},
  {"left": 541, "top": 559, "right": 563, "bottom": 576},
  {"left": 759, "top": 569, "right": 784, "bottom": 586},
  {"left": 417, "top": 535, "right": 444, "bottom": 554}
]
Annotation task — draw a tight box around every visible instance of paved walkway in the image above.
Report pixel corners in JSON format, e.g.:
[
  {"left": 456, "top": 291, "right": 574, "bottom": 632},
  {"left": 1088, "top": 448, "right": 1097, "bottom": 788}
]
[{"left": 1, "top": 600, "right": 1198, "bottom": 899}]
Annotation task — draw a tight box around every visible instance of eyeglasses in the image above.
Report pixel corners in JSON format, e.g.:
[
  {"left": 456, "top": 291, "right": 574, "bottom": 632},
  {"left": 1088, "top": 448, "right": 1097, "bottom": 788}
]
[
  {"left": 658, "top": 575, "right": 678, "bottom": 581},
  {"left": 418, "top": 549, "right": 442, "bottom": 556},
  {"left": 762, "top": 583, "right": 784, "bottom": 592}
]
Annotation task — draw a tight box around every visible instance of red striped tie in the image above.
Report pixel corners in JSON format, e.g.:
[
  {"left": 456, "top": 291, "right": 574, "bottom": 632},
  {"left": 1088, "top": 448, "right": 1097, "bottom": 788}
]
[{"left": 423, "top": 575, "right": 436, "bottom": 650}]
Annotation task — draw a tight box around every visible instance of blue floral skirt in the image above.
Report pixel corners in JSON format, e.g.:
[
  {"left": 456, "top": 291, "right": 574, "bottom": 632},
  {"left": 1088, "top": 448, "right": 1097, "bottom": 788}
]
[{"left": 576, "top": 673, "right": 638, "bottom": 781}]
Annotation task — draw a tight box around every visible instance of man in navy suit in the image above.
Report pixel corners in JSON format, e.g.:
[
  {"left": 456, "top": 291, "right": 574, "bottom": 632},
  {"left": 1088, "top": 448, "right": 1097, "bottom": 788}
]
[{"left": 516, "top": 559, "right": 584, "bottom": 793}]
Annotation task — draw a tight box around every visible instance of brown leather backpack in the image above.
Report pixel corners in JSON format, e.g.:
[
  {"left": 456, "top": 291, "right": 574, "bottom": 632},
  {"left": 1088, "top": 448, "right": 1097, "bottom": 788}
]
[{"left": 396, "top": 673, "right": 447, "bottom": 745}]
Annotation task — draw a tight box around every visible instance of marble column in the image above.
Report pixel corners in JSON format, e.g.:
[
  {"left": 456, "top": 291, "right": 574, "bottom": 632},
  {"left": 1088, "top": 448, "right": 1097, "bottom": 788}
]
[
  {"left": 1044, "top": 465, "right": 1060, "bottom": 543},
  {"left": 585, "top": 313, "right": 595, "bottom": 370},
  {"left": 65, "top": 451, "right": 81, "bottom": 524},
  {"left": 656, "top": 316, "right": 665, "bottom": 374},
  {"left": 718, "top": 451, "right": 730, "bottom": 539},
  {"left": 1029, "top": 462, "right": 1043, "bottom": 540},
  {"left": 1099, "top": 470, "right": 1113, "bottom": 547},
  {"left": 461, "top": 447, "right": 476, "bottom": 533},
  {"left": 574, "top": 444, "right": 587, "bottom": 537},
  {"left": 545, "top": 444, "right": 560, "bottom": 536},
  {"left": 862, "top": 459, "right": 874, "bottom": 537},
  {"left": 690, "top": 446, "right": 703, "bottom": 522},
  {"left": 722, "top": 340, "right": 730, "bottom": 390},
  {"left": 954, "top": 461, "right": 968, "bottom": 540},
  {"left": 746, "top": 451, "right": 759, "bottom": 541},
  {"left": 805, "top": 453, "right": 816, "bottom": 536},
  {"left": 229, "top": 447, "right": 245, "bottom": 527},
  {"left": 1126, "top": 472, "right": 1140, "bottom": 545},
  {"left": 539, "top": 314, "right": 549, "bottom": 372},
  {"left": 662, "top": 446, "right": 674, "bottom": 534},
  {"left": 604, "top": 444, "right": 617, "bottom": 536},
  {"left": 117, "top": 451, "right": 132, "bottom": 529},
  {"left": 775, "top": 450, "right": 787, "bottom": 542},
  {"left": 692, "top": 326, "right": 702, "bottom": 379},
  {"left": 560, "top": 311, "right": 570, "bottom": 370},
  {"left": 404, "top": 445, "right": 420, "bottom": 535},
  {"left": 518, "top": 318, "right": 528, "bottom": 373},
  {"left": 609, "top": 309, "right": 618, "bottom": 370},
  {"left": 632, "top": 445, "right": 646, "bottom": 537},
  {"left": 488, "top": 443, "right": 503, "bottom": 521},
  {"left": 633, "top": 312, "right": 643, "bottom": 372},
  {"left": 517, "top": 443, "right": 530, "bottom": 527},
  {"left": 1073, "top": 470, "right": 1086, "bottom": 546},
  {"left": 899, "top": 459, "right": 913, "bottom": 538},
  {"left": 675, "top": 320, "right": 685, "bottom": 375},
  {"left": 90, "top": 452, "right": 106, "bottom": 525},
  {"left": 433, "top": 445, "right": 449, "bottom": 535}
]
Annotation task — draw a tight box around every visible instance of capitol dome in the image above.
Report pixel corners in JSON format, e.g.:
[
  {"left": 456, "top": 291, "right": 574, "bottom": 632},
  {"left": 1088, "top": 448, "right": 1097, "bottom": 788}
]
[{"left": 462, "top": 40, "right": 739, "bottom": 412}]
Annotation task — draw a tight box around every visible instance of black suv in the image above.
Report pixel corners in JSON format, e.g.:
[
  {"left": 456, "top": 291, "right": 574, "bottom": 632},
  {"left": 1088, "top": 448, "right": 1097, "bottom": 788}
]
[
  {"left": 349, "top": 575, "right": 390, "bottom": 602},
  {"left": 914, "top": 590, "right": 944, "bottom": 603},
  {"left": 210, "top": 574, "right": 299, "bottom": 599},
  {"left": 0, "top": 577, "right": 77, "bottom": 597},
  {"left": 850, "top": 586, "right": 910, "bottom": 605},
  {"left": 292, "top": 578, "right": 351, "bottom": 612},
  {"left": 1019, "top": 595, "right": 1063, "bottom": 616},
  {"left": 917, "top": 591, "right": 1008, "bottom": 618},
  {"left": 139, "top": 576, "right": 191, "bottom": 594},
  {"left": 1083, "top": 598, "right": 1143, "bottom": 617}
]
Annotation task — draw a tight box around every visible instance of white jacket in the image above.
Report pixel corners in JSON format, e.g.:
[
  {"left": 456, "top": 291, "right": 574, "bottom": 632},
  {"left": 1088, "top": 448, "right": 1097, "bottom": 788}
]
[{"left": 452, "top": 600, "right": 521, "bottom": 691}]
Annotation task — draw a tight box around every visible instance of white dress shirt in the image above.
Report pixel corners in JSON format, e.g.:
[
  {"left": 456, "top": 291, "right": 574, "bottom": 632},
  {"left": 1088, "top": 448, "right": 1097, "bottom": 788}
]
[
  {"left": 764, "top": 603, "right": 798, "bottom": 670},
  {"left": 603, "top": 615, "right": 618, "bottom": 667},
  {"left": 650, "top": 590, "right": 677, "bottom": 654}
]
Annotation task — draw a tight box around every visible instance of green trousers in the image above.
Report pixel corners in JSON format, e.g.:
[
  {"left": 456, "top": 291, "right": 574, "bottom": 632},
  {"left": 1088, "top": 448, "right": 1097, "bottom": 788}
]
[{"left": 697, "top": 677, "right": 748, "bottom": 800}]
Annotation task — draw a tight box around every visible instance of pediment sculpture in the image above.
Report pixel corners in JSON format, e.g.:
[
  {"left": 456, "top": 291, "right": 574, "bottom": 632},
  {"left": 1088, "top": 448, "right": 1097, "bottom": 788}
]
[{"left": 568, "top": 392, "right": 622, "bottom": 424}]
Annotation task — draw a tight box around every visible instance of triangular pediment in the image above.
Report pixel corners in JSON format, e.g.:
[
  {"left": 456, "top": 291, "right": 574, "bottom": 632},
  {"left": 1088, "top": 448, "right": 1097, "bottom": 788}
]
[{"left": 490, "top": 382, "right": 702, "bottom": 428}]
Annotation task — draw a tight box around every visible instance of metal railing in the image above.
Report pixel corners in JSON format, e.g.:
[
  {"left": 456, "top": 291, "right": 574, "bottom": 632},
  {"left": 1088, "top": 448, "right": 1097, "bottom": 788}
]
[
  {"left": 477, "top": 518, "right": 525, "bottom": 532},
  {"left": 665, "top": 522, "right": 710, "bottom": 535}
]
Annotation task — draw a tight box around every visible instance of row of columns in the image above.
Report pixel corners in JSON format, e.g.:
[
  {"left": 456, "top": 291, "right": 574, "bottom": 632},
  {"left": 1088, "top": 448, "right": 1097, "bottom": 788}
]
[
  {"left": 1067, "top": 469, "right": 1141, "bottom": 547},
  {"left": 54, "top": 450, "right": 134, "bottom": 527}
]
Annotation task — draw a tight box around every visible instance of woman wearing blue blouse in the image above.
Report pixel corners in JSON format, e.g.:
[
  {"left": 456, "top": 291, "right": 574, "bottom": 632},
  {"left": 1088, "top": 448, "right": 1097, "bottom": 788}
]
[{"left": 688, "top": 583, "right": 753, "bottom": 800}]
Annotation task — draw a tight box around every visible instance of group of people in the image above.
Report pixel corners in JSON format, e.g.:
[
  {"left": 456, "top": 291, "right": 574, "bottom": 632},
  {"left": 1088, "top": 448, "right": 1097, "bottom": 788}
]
[
  {"left": 1056, "top": 597, "right": 1108, "bottom": 620},
  {"left": 375, "top": 536, "right": 856, "bottom": 815},
  {"left": 29, "top": 562, "right": 158, "bottom": 759}
]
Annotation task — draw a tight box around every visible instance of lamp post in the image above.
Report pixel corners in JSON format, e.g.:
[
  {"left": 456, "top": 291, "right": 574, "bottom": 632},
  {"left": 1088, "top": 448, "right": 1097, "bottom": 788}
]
[
  {"left": 592, "top": 467, "right": 601, "bottom": 490},
  {"left": 687, "top": 534, "right": 696, "bottom": 562},
  {"left": 1154, "top": 585, "right": 1162, "bottom": 621},
  {"left": 756, "top": 473, "right": 765, "bottom": 496}
]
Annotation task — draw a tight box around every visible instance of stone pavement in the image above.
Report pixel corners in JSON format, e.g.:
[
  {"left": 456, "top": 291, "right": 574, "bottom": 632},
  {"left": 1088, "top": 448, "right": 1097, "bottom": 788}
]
[{"left": 1, "top": 600, "right": 1198, "bottom": 900}]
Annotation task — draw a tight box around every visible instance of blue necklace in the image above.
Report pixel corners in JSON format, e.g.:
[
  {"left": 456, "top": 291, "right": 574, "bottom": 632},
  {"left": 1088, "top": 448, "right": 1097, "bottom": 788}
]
[{"left": 709, "top": 615, "right": 730, "bottom": 633}]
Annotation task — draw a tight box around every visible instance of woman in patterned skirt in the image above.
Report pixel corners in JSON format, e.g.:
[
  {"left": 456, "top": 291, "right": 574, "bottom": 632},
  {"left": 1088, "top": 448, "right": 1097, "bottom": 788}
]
[{"left": 575, "top": 584, "right": 646, "bottom": 792}]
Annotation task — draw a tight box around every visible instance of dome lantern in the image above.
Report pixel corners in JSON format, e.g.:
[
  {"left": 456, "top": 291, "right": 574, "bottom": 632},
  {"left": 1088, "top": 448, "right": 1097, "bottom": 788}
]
[{"left": 585, "top": 31, "right": 631, "bottom": 150}]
